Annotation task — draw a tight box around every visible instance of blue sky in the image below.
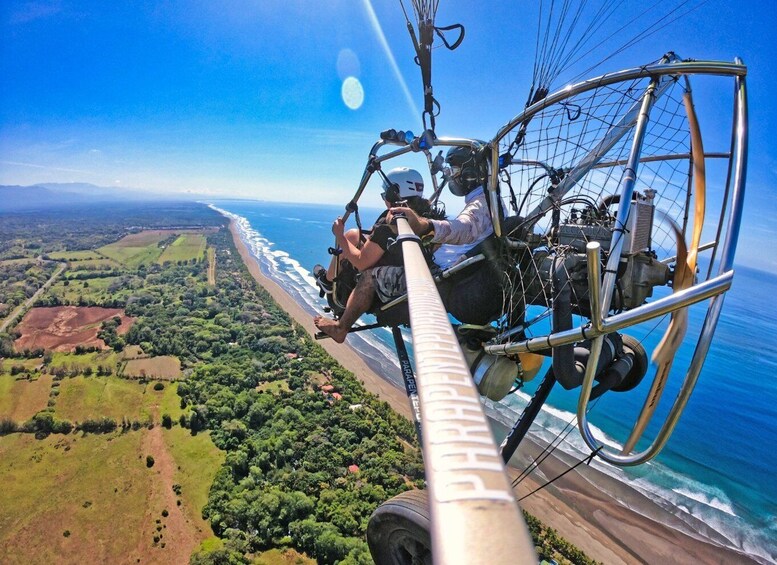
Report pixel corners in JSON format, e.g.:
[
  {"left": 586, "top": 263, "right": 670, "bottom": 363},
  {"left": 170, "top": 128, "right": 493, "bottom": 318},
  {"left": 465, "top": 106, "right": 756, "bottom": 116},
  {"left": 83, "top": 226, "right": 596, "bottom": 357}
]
[{"left": 1, "top": 1, "right": 775, "bottom": 269}]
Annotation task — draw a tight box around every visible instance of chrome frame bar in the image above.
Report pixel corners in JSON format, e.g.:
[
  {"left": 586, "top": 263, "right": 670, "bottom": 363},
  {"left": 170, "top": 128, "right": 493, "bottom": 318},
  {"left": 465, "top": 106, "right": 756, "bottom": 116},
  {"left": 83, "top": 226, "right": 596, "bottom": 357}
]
[
  {"left": 484, "top": 270, "right": 733, "bottom": 356},
  {"left": 487, "top": 58, "right": 747, "bottom": 237},
  {"left": 395, "top": 217, "right": 536, "bottom": 563},
  {"left": 571, "top": 65, "right": 749, "bottom": 466},
  {"left": 592, "top": 151, "right": 730, "bottom": 169}
]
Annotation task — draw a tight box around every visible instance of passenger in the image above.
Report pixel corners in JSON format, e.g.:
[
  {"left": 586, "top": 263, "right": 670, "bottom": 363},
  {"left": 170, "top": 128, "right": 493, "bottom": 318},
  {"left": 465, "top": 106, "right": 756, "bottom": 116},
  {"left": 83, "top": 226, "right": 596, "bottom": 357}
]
[
  {"left": 313, "top": 167, "right": 426, "bottom": 294},
  {"left": 313, "top": 168, "right": 442, "bottom": 339},
  {"left": 313, "top": 167, "right": 435, "bottom": 294},
  {"left": 315, "top": 146, "right": 494, "bottom": 342}
]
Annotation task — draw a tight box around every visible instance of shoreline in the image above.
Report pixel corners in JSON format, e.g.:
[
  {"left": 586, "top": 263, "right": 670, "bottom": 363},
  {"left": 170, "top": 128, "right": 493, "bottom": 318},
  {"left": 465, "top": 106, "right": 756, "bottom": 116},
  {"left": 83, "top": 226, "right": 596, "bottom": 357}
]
[{"left": 227, "top": 218, "right": 757, "bottom": 565}]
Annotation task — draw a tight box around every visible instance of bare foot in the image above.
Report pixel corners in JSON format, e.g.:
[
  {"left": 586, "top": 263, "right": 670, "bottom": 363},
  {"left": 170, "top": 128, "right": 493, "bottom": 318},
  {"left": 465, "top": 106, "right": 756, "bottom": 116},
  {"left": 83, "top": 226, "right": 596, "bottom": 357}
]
[{"left": 314, "top": 315, "right": 348, "bottom": 343}]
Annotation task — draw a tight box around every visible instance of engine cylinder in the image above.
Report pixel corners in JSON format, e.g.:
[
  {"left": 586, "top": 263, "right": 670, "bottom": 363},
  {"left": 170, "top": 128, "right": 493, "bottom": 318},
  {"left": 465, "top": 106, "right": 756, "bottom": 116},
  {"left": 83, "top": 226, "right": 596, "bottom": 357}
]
[{"left": 461, "top": 346, "right": 544, "bottom": 401}]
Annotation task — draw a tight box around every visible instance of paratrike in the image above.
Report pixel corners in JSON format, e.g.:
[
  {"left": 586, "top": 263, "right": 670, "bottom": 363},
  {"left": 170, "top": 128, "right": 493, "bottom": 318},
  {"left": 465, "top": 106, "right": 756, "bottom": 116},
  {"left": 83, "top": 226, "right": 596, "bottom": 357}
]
[{"left": 313, "top": 2, "right": 748, "bottom": 563}]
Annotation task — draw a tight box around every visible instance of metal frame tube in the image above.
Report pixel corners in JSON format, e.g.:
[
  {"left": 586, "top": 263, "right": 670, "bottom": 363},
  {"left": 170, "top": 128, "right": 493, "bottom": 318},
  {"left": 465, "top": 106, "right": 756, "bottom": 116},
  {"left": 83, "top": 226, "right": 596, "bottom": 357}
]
[
  {"left": 488, "top": 59, "right": 746, "bottom": 238},
  {"left": 586, "top": 242, "right": 603, "bottom": 333},
  {"left": 575, "top": 68, "right": 748, "bottom": 466},
  {"left": 395, "top": 217, "right": 535, "bottom": 563},
  {"left": 484, "top": 270, "right": 733, "bottom": 356},
  {"left": 493, "top": 60, "right": 746, "bottom": 145}
]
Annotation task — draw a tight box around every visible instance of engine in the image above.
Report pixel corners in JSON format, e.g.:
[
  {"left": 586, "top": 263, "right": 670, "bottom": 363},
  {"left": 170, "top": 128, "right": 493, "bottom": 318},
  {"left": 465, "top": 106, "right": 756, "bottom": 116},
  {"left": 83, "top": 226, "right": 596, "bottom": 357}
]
[{"left": 520, "top": 190, "right": 671, "bottom": 313}]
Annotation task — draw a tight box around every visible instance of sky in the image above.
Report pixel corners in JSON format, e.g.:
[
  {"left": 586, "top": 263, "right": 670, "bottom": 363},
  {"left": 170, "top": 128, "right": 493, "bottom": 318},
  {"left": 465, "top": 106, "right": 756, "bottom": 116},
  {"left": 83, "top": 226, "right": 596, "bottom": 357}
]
[{"left": 1, "top": 0, "right": 776, "bottom": 269}]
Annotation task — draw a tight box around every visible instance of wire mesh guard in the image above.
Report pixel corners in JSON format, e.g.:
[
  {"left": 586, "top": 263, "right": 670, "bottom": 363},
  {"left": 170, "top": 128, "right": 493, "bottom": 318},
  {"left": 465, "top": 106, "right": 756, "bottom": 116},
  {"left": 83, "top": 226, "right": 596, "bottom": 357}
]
[
  {"left": 479, "top": 60, "right": 746, "bottom": 459},
  {"left": 491, "top": 65, "right": 736, "bottom": 335}
]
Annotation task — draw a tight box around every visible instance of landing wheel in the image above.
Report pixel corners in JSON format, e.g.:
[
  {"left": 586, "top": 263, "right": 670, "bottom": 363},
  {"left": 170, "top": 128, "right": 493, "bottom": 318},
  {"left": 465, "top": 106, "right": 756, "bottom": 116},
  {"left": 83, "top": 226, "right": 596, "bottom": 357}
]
[{"left": 366, "top": 489, "right": 432, "bottom": 565}]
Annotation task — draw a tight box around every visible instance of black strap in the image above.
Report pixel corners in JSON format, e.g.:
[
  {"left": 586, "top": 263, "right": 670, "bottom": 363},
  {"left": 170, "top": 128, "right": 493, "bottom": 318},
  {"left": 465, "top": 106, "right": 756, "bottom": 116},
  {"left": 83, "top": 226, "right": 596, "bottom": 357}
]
[
  {"left": 346, "top": 201, "right": 364, "bottom": 239},
  {"left": 400, "top": 1, "right": 464, "bottom": 134},
  {"left": 434, "top": 24, "right": 465, "bottom": 50}
]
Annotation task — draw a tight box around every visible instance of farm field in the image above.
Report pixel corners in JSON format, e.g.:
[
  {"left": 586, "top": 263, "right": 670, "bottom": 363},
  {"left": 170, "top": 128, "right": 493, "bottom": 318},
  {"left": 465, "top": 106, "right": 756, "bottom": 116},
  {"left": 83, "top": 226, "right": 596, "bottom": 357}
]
[
  {"left": 206, "top": 246, "right": 216, "bottom": 285},
  {"left": 0, "top": 358, "right": 42, "bottom": 374},
  {"left": 55, "top": 375, "right": 147, "bottom": 422},
  {"left": 157, "top": 382, "right": 187, "bottom": 422},
  {"left": 96, "top": 230, "right": 211, "bottom": 268},
  {"left": 65, "top": 258, "right": 121, "bottom": 270},
  {"left": 0, "top": 427, "right": 221, "bottom": 564},
  {"left": 157, "top": 234, "right": 207, "bottom": 264},
  {"left": 96, "top": 231, "right": 170, "bottom": 267},
  {"left": 124, "top": 356, "right": 182, "bottom": 380},
  {"left": 0, "top": 432, "right": 150, "bottom": 564},
  {"left": 47, "top": 351, "right": 123, "bottom": 373},
  {"left": 162, "top": 427, "right": 225, "bottom": 538},
  {"left": 0, "top": 374, "right": 52, "bottom": 421},
  {"left": 52, "top": 375, "right": 184, "bottom": 423},
  {"left": 13, "top": 306, "right": 133, "bottom": 352}
]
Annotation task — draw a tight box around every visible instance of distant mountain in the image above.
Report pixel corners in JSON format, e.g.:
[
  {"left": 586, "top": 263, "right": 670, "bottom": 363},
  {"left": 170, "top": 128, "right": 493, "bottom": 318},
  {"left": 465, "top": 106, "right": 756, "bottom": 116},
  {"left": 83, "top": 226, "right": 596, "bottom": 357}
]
[{"left": 0, "top": 183, "right": 202, "bottom": 212}]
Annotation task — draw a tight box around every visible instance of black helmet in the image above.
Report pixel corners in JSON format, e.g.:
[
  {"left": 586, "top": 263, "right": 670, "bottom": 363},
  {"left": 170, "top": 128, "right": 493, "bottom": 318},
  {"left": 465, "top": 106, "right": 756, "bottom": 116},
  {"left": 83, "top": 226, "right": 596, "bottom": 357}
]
[{"left": 445, "top": 144, "right": 488, "bottom": 196}]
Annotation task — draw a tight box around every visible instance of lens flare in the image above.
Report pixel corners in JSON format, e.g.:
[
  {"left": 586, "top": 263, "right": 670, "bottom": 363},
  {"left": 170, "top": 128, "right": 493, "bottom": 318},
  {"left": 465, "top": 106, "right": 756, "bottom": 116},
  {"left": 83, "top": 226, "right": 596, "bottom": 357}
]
[
  {"left": 341, "top": 76, "right": 364, "bottom": 110},
  {"left": 336, "top": 48, "right": 360, "bottom": 81}
]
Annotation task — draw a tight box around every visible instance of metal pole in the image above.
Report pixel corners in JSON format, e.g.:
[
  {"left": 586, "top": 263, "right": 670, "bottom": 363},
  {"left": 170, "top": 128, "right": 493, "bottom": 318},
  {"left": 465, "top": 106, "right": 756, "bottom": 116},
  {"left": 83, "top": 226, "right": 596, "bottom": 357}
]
[{"left": 395, "top": 217, "right": 535, "bottom": 564}]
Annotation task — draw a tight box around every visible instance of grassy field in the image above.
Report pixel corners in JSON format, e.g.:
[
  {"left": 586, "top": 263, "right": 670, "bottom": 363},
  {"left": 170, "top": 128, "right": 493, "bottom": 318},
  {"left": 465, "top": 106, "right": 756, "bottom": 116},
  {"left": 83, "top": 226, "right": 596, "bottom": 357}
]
[
  {"left": 163, "top": 427, "right": 225, "bottom": 536},
  {"left": 0, "top": 432, "right": 151, "bottom": 564},
  {"left": 47, "top": 275, "right": 125, "bottom": 304},
  {"left": 0, "top": 374, "right": 52, "bottom": 421},
  {"left": 123, "top": 345, "right": 144, "bottom": 359},
  {"left": 54, "top": 375, "right": 188, "bottom": 423},
  {"left": 0, "top": 427, "right": 222, "bottom": 564},
  {"left": 55, "top": 376, "right": 146, "bottom": 422},
  {"left": 0, "top": 258, "right": 40, "bottom": 266},
  {"left": 65, "top": 258, "right": 121, "bottom": 270},
  {"left": 157, "top": 234, "right": 207, "bottom": 265},
  {"left": 48, "top": 351, "right": 123, "bottom": 373},
  {"left": 96, "top": 232, "right": 169, "bottom": 268},
  {"left": 257, "top": 380, "right": 291, "bottom": 394},
  {"left": 124, "top": 356, "right": 182, "bottom": 380},
  {"left": 206, "top": 246, "right": 216, "bottom": 285},
  {"left": 158, "top": 382, "right": 187, "bottom": 421},
  {"left": 0, "top": 358, "right": 42, "bottom": 374}
]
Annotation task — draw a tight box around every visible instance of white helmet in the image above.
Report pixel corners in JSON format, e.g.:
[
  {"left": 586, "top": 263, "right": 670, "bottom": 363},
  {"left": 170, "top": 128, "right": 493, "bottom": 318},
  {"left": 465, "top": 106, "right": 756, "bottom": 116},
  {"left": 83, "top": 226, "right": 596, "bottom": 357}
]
[{"left": 383, "top": 167, "right": 424, "bottom": 202}]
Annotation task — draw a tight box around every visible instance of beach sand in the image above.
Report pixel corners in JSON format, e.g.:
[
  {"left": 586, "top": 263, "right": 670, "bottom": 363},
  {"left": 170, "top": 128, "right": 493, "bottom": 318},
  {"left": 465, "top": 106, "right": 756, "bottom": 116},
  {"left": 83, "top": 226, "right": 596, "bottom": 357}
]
[{"left": 229, "top": 220, "right": 755, "bottom": 565}]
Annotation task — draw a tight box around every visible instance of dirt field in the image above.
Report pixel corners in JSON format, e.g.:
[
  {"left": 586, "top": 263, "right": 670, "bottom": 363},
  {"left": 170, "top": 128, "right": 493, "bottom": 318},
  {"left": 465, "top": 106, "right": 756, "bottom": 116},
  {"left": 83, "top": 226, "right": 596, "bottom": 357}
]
[
  {"left": 206, "top": 247, "right": 216, "bottom": 285},
  {"left": 14, "top": 306, "right": 134, "bottom": 352},
  {"left": 124, "top": 356, "right": 182, "bottom": 380}
]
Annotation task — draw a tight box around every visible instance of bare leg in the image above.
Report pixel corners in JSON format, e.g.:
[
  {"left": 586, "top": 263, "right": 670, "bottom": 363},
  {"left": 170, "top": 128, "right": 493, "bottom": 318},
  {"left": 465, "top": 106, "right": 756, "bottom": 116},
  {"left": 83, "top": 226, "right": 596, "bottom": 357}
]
[{"left": 314, "top": 269, "right": 376, "bottom": 343}]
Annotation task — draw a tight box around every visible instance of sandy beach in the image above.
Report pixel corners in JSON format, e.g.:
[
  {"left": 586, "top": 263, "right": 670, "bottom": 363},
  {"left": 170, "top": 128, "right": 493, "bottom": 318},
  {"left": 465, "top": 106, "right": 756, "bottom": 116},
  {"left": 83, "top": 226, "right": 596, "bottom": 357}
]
[{"left": 229, "top": 220, "right": 756, "bottom": 565}]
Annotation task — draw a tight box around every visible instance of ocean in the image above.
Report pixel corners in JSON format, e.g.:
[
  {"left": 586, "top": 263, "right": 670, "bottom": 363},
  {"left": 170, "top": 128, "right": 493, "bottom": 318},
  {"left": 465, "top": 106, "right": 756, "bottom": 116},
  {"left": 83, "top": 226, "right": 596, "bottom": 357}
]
[{"left": 211, "top": 199, "right": 777, "bottom": 563}]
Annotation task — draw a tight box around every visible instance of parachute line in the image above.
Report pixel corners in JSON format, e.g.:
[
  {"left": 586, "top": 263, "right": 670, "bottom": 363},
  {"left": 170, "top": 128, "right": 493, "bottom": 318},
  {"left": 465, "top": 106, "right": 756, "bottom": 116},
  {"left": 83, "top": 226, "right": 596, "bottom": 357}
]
[{"left": 530, "top": 0, "right": 711, "bottom": 99}]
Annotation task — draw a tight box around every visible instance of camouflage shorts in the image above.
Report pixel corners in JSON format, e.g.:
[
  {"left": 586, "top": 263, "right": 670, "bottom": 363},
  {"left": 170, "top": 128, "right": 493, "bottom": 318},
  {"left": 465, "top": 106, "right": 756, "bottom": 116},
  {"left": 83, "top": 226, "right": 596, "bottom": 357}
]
[{"left": 372, "top": 266, "right": 407, "bottom": 303}]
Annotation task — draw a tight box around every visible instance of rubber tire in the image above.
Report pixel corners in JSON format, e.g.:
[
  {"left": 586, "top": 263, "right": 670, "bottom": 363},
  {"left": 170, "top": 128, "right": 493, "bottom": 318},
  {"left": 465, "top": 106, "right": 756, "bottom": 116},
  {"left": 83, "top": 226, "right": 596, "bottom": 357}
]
[
  {"left": 611, "top": 334, "right": 649, "bottom": 392},
  {"left": 366, "top": 489, "right": 432, "bottom": 565}
]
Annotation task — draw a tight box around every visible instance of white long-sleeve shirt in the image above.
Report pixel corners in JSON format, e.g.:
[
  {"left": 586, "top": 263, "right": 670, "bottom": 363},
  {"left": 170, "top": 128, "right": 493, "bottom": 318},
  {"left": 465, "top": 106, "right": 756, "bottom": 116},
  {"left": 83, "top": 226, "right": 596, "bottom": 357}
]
[{"left": 429, "top": 187, "right": 494, "bottom": 269}]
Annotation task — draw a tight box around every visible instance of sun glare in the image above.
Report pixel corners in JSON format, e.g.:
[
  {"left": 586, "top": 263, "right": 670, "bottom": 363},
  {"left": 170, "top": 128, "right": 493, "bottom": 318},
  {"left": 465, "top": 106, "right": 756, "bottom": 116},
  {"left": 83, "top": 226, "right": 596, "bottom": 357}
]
[
  {"left": 341, "top": 76, "right": 364, "bottom": 110},
  {"left": 362, "top": 0, "right": 420, "bottom": 126},
  {"left": 337, "top": 48, "right": 361, "bottom": 80}
]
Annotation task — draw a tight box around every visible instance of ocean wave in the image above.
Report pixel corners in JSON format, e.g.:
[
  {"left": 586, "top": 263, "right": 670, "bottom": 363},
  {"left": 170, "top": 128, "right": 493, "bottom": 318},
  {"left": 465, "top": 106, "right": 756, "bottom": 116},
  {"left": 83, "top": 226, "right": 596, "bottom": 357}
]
[
  {"left": 497, "top": 383, "right": 777, "bottom": 559},
  {"left": 672, "top": 487, "right": 737, "bottom": 516}
]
